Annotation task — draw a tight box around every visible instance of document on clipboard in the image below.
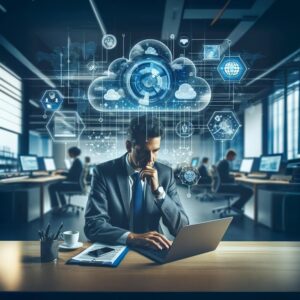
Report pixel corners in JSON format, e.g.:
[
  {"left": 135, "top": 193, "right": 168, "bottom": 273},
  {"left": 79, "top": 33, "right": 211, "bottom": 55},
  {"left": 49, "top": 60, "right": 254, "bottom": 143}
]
[{"left": 66, "top": 243, "right": 128, "bottom": 267}]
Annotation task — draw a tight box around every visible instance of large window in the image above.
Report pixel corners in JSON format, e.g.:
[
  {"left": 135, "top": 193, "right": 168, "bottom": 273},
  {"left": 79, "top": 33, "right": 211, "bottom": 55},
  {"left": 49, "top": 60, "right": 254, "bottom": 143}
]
[
  {"left": 287, "top": 78, "right": 300, "bottom": 160},
  {"left": 0, "top": 64, "right": 22, "bottom": 162},
  {"left": 0, "top": 63, "right": 22, "bottom": 134},
  {"left": 29, "top": 131, "right": 53, "bottom": 157},
  {"left": 244, "top": 103, "right": 262, "bottom": 157},
  {"left": 268, "top": 89, "right": 284, "bottom": 154}
]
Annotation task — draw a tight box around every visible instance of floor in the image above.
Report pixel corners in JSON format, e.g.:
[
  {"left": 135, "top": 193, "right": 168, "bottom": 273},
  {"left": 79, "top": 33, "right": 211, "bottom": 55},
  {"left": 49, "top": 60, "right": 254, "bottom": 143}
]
[{"left": 0, "top": 186, "right": 299, "bottom": 242}]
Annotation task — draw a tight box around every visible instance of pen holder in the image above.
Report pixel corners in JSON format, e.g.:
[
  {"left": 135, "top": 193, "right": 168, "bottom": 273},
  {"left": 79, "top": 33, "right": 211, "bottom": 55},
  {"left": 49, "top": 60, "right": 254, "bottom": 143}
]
[{"left": 40, "top": 239, "right": 59, "bottom": 262}]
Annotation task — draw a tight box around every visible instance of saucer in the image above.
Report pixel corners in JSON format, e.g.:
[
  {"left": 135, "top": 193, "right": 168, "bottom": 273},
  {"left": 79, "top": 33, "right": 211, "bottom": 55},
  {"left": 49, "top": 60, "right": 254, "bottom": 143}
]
[{"left": 59, "top": 242, "right": 83, "bottom": 250}]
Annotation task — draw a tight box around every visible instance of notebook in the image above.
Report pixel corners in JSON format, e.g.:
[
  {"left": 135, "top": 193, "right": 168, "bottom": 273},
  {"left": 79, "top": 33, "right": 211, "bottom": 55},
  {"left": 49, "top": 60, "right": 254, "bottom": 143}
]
[{"left": 66, "top": 243, "right": 128, "bottom": 267}]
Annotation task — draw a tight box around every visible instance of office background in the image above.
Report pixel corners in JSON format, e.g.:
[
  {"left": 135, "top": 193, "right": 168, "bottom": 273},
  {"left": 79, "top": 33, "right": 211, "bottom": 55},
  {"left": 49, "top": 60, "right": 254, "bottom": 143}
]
[{"left": 0, "top": 0, "right": 300, "bottom": 243}]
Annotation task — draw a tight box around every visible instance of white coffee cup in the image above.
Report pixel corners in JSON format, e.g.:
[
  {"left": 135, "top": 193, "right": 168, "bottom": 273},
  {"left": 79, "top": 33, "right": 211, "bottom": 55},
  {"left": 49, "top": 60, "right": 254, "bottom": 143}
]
[{"left": 62, "top": 230, "right": 79, "bottom": 246}]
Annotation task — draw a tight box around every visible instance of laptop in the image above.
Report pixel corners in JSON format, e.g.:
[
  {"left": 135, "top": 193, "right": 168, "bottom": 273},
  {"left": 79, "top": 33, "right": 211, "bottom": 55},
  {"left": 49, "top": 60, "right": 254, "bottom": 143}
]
[{"left": 132, "top": 217, "right": 232, "bottom": 264}]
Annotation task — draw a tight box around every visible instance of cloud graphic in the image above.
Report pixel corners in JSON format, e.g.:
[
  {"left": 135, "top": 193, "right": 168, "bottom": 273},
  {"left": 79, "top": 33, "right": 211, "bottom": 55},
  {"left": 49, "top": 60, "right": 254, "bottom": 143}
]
[
  {"left": 145, "top": 47, "right": 158, "bottom": 56},
  {"left": 88, "top": 39, "right": 211, "bottom": 112},
  {"left": 175, "top": 83, "right": 197, "bottom": 100},
  {"left": 104, "top": 89, "right": 122, "bottom": 101}
]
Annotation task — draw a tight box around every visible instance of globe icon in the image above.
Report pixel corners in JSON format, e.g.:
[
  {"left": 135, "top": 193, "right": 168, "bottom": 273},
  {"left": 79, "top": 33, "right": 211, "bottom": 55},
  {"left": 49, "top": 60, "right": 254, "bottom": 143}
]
[{"left": 224, "top": 61, "right": 240, "bottom": 76}]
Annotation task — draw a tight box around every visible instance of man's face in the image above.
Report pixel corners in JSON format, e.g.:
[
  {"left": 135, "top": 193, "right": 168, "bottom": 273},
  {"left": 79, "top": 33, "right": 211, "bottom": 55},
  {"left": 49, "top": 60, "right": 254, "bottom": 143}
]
[
  {"left": 227, "top": 154, "right": 236, "bottom": 162},
  {"left": 127, "top": 137, "right": 161, "bottom": 169}
]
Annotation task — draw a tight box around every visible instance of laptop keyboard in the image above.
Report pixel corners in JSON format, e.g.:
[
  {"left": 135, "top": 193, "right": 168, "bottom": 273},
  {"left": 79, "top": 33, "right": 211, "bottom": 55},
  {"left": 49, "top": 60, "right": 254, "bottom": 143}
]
[{"left": 135, "top": 247, "right": 170, "bottom": 259}]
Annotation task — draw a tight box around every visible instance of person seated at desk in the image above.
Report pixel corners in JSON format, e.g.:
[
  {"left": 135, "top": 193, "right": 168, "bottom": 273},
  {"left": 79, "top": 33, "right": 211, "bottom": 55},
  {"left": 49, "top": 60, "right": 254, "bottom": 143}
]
[
  {"left": 217, "top": 149, "right": 253, "bottom": 214},
  {"left": 84, "top": 115, "right": 189, "bottom": 250},
  {"left": 198, "top": 157, "right": 212, "bottom": 184},
  {"left": 49, "top": 146, "right": 83, "bottom": 213}
]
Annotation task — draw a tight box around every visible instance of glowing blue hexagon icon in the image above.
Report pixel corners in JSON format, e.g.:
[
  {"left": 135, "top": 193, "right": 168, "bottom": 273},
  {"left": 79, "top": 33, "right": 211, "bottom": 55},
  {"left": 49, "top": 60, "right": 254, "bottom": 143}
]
[
  {"left": 207, "top": 111, "right": 241, "bottom": 140},
  {"left": 40, "top": 90, "right": 64, "bottom": 111},
  {"left": 217, "top": 56, "right": 247, "bottom": 82},
  {"left": 46, "top": 111, "right": 85, "bottom": 143}
]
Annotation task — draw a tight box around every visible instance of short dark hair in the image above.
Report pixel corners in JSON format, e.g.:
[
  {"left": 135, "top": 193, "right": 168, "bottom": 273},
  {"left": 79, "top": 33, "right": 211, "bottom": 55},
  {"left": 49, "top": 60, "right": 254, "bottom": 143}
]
[
  {"left": 202, "top": 157, "right": 209, "bottom": 163},
  {"left": 127, "top": 115, "right": 164, "bottom": 145},
  {"left": 226, "top": 149, "right": 237, "bottom": 158},
  {"left": 68, "top": 146, "right": 81, "bottom": 157}
]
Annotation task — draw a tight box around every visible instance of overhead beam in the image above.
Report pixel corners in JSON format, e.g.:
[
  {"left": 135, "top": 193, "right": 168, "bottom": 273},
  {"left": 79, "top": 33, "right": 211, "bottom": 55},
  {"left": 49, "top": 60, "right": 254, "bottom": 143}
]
[
  {"left": 223, "top": 0, "right": 275, "bottom": 52},
  {"left": 0, "top": 35, "right": 56, "bottom": 88},
  {"left": 184, "top": 0, "right": 275, "bottom": 53},
  {"left": 184, "top": 9, "right": 255, "bottom": 20},
  {"left": 161, "top": 0, "right": 185, "bottom": 40},
  {"left": 246, "top": 48, "right": 300, "bottom": 86},
  {"left": 89, "top": 0, "right": 107, "bottom": 35}
]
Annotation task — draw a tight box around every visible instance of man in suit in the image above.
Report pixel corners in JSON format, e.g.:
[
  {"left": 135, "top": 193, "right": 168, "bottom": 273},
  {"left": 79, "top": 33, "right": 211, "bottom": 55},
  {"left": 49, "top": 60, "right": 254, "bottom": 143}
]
[
  {"left": 84, "top": 116, "right": 189, "bottom": 250},
  {"left": 217, "top": 149, "right": 253, "bottom": 213},
  {"left": 49, "top": 146, "right": 83, "bottom": 213},
  {"left": 198, "top": 157, "right": 212, "bottom": 184}
]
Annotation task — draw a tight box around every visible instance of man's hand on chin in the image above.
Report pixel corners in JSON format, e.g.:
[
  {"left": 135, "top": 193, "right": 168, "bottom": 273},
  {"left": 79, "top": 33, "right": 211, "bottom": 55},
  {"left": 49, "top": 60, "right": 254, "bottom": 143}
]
[
  {"left": 126, "top": 231, "right": 172, "bottom": 250},
  {"left": 139, "top": 164, "right": 159, "bottom": 192}
]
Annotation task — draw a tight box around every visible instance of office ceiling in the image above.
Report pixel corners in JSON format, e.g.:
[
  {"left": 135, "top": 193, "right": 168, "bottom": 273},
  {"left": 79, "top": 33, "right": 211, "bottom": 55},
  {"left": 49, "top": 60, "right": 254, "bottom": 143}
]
[{"left": 0, "top": 0, "right": 300, "bottom": 134}]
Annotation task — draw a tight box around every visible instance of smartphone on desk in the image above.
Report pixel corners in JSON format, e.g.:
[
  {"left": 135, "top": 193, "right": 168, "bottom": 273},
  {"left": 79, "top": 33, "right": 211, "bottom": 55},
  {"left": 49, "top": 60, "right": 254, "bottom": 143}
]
[{"left": 87, "top": 247, "right": 115, "bottom": 258}]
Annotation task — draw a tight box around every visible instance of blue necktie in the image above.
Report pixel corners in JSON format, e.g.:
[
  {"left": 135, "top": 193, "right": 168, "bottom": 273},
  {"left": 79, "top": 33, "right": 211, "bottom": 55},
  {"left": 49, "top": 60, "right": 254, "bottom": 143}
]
[{"left": 131, "top": 172, "right": 143, "bottom": 233}]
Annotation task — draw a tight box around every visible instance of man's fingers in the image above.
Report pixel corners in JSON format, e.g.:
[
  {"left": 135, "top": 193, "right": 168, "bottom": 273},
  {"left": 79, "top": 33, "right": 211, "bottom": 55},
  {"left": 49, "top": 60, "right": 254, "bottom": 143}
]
[
  {"left": 152, "top": 232, "right": 172, "bottom": 247},
  {"left": 144, "top": 238, "right": 162, "bottom": 250},
  {"left": 150, "top": 235, "right": 170, "bottom": 249},
  {"left": 148, "top": 231, "right": 172, "bottom": 248}
]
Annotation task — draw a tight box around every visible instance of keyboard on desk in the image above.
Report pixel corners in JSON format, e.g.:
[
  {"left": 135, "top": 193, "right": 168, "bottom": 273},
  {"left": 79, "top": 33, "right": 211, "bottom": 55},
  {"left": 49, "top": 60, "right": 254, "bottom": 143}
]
[
  {"left": 29, "top": 174, "right": 49, "bottom": 179},
  {"left": 247, "top": 173, "right": 269, "bottom": 180},
  {"left": 132, "top": 247, "right": 170, "bottom": 263}
]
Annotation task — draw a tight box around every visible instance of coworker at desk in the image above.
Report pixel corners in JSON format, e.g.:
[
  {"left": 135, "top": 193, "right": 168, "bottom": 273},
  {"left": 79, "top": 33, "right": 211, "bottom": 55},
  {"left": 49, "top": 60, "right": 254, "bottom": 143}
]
[
  {"left": 198, "top": 157, "right": 212, "bottom": 184},
  {"left": 84, "top": 115, "right": 189, "bottom": 250},
  {"left": 49, "top": 147, "right": 83, "bottom": 213},
  {"left": 217, "top": 149, "right": 253, "bottom": 214}
]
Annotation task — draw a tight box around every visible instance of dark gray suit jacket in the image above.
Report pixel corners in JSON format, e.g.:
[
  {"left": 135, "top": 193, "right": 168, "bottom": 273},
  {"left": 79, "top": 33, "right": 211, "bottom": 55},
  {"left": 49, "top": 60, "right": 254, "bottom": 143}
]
[{"left": 84, "top": 154, "right": 189, "bottom": 244}]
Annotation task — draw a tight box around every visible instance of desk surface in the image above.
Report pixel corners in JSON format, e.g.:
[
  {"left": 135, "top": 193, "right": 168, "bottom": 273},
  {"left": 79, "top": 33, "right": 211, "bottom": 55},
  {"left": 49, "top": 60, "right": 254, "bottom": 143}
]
[
  {"left": 235, "top": 176, "right": 296, "bottom": 185},
  {"left": 0, "top": 175, "right": 66, "bottom": 184},
  {"left": 0, "top": 241, "right": 299, "bottom": 292}
]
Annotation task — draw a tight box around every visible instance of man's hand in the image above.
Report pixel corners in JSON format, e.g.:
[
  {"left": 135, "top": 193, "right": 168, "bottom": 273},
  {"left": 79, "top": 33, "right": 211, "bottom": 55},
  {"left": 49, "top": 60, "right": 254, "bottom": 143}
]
[
  {"left": 139, "top": 164, "right": 159, "bottom": 192},
  {"left": 126, "top": 231, "right": 172, "bottom": 250}
]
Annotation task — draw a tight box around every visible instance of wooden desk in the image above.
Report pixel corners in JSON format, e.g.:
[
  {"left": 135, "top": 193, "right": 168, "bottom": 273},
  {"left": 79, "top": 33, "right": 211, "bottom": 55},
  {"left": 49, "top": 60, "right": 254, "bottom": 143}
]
[
  {"left": 0, "top": 241, "right": 299, "bottom": 292},
  {"left": 236, "top": 177, "right": 300, "bottom": 223},
  {"left": 0, "top": 175, "right": 66, "bottom": 219}
]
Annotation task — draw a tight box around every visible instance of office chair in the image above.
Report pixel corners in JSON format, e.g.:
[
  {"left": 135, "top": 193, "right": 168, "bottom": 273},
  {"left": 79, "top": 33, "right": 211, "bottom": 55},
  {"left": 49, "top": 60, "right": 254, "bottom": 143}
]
[
  {"left": 61, "top": 169, "right": 87, "bottom": 214},
  {"left": 193, "top": 183, "right": 215, "bottom": 201},
  {"left": 210, "top": 166, "right": 240, "bottom": 218}
]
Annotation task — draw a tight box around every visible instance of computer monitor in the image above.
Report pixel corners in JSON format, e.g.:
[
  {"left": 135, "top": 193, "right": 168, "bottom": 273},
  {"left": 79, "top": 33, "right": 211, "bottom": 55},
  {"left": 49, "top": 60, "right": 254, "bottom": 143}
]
[
  {"left": 19, "top": 155, "right": 39, "bottom": 172},
  {"left": 239, "top": 158, "right": 254, "bottom": 173},
  {"left": 43, "top": 157, "right": 56, "bottom": 172},
  {"left": 191, "top": 157, "right": 200, "bottom": 168},
  {"left": 259, "top": 155, "right": 282, "bottom": 173}
]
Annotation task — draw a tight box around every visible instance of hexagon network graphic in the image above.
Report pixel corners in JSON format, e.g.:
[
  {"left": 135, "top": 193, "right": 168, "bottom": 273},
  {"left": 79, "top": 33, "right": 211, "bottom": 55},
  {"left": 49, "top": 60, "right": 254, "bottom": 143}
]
[
  {"left": 217, "top": 56, "right": 247, "bottom": 82},
  {"left": 40, "top": 90, "right": 64, "bottom": 111},
  {"left": 207, "top": 111, "right": 241, "bottom": 140},
  {"left": 46, "top": 111, "right": 85, "bottom": 143},
  {"left": 88, "top": 39, "right": 212, "bottom": 112}
]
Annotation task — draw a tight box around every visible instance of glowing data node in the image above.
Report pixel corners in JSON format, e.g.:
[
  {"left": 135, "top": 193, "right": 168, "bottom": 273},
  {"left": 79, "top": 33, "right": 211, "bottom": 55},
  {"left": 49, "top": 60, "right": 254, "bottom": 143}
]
[{"left": 207, "top": 111, "right": 241, "bottom": 141}]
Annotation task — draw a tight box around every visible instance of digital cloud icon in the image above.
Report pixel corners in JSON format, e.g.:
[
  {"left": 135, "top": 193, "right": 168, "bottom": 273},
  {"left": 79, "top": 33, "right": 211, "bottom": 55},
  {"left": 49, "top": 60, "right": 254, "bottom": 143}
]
[
  {"left": 104, "top": 89, "right": 122, "bottom": 101},
  {"left": 88, "top": 39, "right": 212, "bottom": 112},
  {"left": 175, "top": 83, "right": 196, "bottom": 100}
]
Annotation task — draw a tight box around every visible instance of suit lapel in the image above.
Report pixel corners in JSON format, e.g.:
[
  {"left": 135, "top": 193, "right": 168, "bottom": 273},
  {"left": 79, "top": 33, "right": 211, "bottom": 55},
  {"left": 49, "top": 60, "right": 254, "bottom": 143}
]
[{"left": 116, "top": 154, "right": 130, "bottom": 220}]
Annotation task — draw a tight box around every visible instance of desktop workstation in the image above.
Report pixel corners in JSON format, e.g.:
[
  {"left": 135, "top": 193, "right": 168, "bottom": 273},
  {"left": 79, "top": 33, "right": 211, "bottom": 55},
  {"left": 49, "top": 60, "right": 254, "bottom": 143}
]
[{"left": 1, "top": 1, "right": 300, "bottom": 299}]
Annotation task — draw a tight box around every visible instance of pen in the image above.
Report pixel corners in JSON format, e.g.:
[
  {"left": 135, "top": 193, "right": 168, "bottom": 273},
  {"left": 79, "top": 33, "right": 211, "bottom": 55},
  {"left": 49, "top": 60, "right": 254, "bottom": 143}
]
[
  {"left": 38, "top": 230, "right": 43, "bottom": 241},
  {"left": 45, "top": 223, "right": 51, "bottom": 240},
  {"left": 54, "top": 222, "right": 63, "bottom": 240}
]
